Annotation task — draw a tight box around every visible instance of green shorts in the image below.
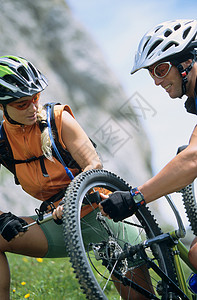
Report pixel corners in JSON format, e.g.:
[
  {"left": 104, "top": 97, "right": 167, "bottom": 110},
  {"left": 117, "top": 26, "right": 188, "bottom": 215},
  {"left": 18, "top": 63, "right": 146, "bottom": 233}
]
[
  {"left": 31, "top": 215, "right": 67, "bottom": 258},
  {"left": 31, "top": 211, "right": 141, "bottom": 260}
]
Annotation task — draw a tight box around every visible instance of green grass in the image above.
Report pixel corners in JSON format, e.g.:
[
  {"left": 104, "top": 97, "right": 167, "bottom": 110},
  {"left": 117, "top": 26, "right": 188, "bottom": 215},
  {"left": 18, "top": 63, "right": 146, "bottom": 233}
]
[
  {"left": 7, "top": 251, "right": 193, "bottom": 299},
  {"left": 7, "top": 253, "right": 87, "bottom": 300},
  {"left": 8, "top": 252, "right": 118, "bottom": 300}
]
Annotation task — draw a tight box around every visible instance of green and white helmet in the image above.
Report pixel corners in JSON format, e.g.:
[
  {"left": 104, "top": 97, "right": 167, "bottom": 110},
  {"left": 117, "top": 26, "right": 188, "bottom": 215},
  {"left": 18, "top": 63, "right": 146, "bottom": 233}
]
[
  {"left": 131, "top": 19, "right": 197, "bottom": 74},
  {"left": 0, "top": 55, "right": 48, "bottom": 104}
]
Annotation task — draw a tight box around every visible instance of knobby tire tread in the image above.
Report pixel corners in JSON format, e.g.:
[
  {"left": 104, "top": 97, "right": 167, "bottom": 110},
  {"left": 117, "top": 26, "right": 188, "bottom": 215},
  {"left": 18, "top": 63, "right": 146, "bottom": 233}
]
[
  {"left": 181, "top": 183, "right": 197, "bottom": 236},
  {"left": 62, "top": 169, "right": 177, "bottom": 299}
]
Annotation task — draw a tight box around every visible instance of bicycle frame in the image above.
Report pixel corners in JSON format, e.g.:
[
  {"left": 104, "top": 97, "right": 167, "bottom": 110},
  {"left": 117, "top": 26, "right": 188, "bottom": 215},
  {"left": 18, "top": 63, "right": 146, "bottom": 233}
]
[
  {"left": 145, "top": 194, "right": 197, "bottom": 299},
  {"left": 115, "top": 228, "right": 196, "bottom": 299},
  {"left": 151, "top": 193, "right": 197, "bottom": 299},
  {"left": 114, "top": 194, "right": 197, "bottom": 299},
  {"left": 165, "top": 194, "right": 197, "bottom": 299},
  {"left": 170, "top": 231, "right": 197, "bottom": 299}
]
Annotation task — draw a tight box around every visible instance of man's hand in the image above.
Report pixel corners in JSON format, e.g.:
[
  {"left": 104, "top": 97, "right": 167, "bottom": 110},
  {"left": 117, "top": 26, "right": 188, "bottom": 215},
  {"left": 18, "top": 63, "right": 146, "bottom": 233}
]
[
  {"left": 0, "top": 212, "right": 28, "bottom": 242},
  {"left": 99, "top": 189, "right": 145, "bottom": 222}
]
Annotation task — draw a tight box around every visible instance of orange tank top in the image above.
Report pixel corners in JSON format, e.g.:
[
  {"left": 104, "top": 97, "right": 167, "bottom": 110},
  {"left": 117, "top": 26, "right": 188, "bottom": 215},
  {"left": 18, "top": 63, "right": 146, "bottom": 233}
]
[{"left": 3, "top": 105, "right": 80, "bottom": 201}]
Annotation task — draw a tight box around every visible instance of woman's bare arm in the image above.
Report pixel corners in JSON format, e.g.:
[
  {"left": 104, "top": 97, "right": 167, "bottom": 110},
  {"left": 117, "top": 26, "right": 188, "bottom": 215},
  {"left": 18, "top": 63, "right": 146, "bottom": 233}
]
[{"left": 61, "top": 111, "right": 102, "bottom": 171}]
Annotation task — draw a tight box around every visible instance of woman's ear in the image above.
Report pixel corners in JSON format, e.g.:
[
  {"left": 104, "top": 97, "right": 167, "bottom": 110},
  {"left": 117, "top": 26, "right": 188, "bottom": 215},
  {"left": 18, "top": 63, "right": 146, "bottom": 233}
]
[
  {"left": 0, "top": 104, "right": 3, "bottom": 111},
  {"left": 181, "top": 59, "right": 193, "bottom": 69}
]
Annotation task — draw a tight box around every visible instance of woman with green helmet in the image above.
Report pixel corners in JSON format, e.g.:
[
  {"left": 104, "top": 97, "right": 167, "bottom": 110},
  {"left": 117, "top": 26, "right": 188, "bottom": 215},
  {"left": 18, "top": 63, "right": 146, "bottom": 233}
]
[{"left": 0, "top": 55, "right": 103, "bottom": 299}]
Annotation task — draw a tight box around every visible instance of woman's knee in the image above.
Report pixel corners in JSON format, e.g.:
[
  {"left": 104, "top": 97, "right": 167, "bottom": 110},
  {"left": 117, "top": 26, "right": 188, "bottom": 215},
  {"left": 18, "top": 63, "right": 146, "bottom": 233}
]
[
  {"left": 0, "top": 235, "right": 10, "bottom": 253},
  {"left": 188, "top": 238, "right": 197, "bottom": 269},
  {"left": 190, "top": 236, "right": 197, "bottom": 248}
]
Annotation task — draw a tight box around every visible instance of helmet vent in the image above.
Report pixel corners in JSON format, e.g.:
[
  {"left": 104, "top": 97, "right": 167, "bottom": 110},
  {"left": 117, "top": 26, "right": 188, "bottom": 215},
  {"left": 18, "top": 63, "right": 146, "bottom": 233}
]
[
  {"left": 4, "top": 75, "right": 20, "bottom": 87},
  {"left": 147, "top": 40, "right": 163, "bottom": 57},
  {"left": 154, "top": 25, "right": 163, "bottom": 33},
  {"left": 183, "top": 26, "right": 192, "bottom": 39},
  {"left": 174, "top": 24, "right": 181, "bottom": 31},
  {"left": 0, "top": 84, "right": 10, "bottom": 94},
  {"left": 8, "top": 57, "right": 20, "bottom": 63},
  {"left": 3, "top": 75, "right": 17, "bottom": 86},
  {"left": 162, "top": 41, "right": 179, "bottom": 52},
  {"left": 0, "top": 63, "right": 9, "bottom": 67},
  {"left": 35, "top": 79, "right": 41, "bottom": 87},
  {"left": 164, "top": 30, "right": 172, "bottom": 37},
  {"left": 18, "top": 66, "right": 29, "bottom": 81},
  {"left": 143, "top": 38, "right": 151, "bottom": 51},
  {"left": 192, "top": 33, "right": 197, "bottom": 41},
  {"left": 28, "top": 62, "right": 39, "bottom": 78}
]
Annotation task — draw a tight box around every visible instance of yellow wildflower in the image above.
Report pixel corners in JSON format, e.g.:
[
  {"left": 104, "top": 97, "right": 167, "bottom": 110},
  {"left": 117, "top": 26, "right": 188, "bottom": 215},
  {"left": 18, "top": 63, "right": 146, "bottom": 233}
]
[
  {"left": 36, "top": 258, "right": 43, "bottom": 263},
  {"left": 24, "top": 294, "right": 30, "bottom": 298},
  {"left": 13, "top": 289, "right": 16, "bottom": 293},
  {"left": 22, "top": 257, "right": 28, "bottom": 263},
  {"left": 21, "top": 281, "right": 26, "bottom": 286}
]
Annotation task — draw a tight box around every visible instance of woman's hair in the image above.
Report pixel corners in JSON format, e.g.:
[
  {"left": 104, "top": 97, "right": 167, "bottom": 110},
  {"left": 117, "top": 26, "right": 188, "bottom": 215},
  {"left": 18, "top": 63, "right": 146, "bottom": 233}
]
[{"left": 37, "top": 104, "right": 54, "bottom": 161}]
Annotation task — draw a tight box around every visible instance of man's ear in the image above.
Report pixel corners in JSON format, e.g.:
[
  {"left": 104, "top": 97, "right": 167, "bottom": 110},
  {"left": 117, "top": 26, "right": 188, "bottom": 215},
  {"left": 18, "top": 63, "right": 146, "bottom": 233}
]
[
  {"left": 0, "top": 104, "right": 4, "bottom": 111},
  {"left": 181, "top": 59, "right": 193, "bottom": 69}
]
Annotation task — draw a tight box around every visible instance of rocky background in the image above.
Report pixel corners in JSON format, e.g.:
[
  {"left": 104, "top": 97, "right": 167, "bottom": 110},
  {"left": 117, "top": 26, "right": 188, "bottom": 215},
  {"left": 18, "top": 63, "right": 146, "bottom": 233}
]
[{"left": 0, "top": 0, "right": 152, "bottom": 214}]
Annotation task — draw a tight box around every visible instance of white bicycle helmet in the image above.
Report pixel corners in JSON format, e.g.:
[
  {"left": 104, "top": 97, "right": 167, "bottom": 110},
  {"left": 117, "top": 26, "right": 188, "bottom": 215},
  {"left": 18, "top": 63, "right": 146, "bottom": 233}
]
[
  {"left": 131, "top": 19, "right": 197, "bottom": 74},
  {"left": 0, "top": 55, "right": 48, "bottom": 104}
]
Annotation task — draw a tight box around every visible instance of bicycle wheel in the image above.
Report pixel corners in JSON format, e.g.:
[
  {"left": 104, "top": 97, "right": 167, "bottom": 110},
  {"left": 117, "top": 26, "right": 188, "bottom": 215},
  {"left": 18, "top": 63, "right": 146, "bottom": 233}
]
[
  {"left": 177, "top": 146, "right": 197, "bottom": 235},
  {"left": 181, "top": 183, "right": 197, "bottom": 236},
  {"left": 62, "top": 169, "right": 176, "bottom": 299}
]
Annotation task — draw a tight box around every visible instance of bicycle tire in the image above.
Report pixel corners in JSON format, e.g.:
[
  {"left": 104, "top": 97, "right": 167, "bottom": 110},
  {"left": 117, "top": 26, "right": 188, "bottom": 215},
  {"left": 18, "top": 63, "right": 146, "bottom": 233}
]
[
  {"left": 62, "top": 169, "right": 177, "bottom": 299},
  {"left": 181, "top": 183, "right": 197, "bottom": 236}
]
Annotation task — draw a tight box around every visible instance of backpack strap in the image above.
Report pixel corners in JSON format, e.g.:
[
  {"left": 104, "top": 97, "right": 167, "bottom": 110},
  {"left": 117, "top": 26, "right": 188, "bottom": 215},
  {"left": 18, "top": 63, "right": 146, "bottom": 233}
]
[
  {"left": 43, "top": 103, "right": 83, "bottom": 170},
  {"left": 46, "top": 103, "right": 75, "bottom": 180},
  {"left": 0, "top": 122, "right": 20, "bottom": 184},
  {"left": 0, "top": 122, "right": 48, "bottom": 184},
  {"left": 38, "top": 188, "right": 67, "bottom": 213}
]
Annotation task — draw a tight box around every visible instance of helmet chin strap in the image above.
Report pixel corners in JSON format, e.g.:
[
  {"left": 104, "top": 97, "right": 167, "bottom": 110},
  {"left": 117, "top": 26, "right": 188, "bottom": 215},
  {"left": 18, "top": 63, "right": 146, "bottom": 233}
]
[
  {"left": 3, "top": 105, "right": 23, "bottom": 125},
  {"left": 176, "top": 59, "right": 195, "bottom": 97}
]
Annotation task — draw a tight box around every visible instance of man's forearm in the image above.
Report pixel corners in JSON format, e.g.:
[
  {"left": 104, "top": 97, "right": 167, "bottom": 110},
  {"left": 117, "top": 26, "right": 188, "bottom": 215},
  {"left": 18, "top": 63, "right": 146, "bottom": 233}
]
[{"left": 139, "top": 148, "right": 197, "bottom": 203}]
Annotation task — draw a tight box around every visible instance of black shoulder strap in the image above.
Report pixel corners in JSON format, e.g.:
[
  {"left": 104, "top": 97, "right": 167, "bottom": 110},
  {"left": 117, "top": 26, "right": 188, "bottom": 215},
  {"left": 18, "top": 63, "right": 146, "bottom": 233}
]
[
  {"left": 0, "top": 122, "right": 46, "bottom": 185},
  {"left": 0, "top": 122, "right": 20, "bottom": 184}
]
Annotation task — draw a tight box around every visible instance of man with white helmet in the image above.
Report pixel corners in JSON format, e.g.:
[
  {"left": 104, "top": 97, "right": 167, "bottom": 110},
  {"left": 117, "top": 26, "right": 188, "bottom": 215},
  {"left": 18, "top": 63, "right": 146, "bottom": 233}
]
[{"left": 100, "top": 19, "right": 197, "bottom": 269}]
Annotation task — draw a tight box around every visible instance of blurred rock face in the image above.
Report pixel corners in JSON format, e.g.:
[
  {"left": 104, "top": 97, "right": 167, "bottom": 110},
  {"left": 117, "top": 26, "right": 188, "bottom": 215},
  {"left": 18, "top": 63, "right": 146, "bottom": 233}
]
[{"left": 0, "top": 0, "right": 152, "bottom": 214}]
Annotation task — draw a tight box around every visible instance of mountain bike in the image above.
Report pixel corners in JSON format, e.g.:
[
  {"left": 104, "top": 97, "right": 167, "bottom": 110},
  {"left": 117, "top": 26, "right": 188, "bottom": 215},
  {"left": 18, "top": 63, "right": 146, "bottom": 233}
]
[
  {"left": 61, "top": 168, "right": 197, "bottom": 300},
  {"left": 25, "top": 164, "right": 197, "bottom": 299}
]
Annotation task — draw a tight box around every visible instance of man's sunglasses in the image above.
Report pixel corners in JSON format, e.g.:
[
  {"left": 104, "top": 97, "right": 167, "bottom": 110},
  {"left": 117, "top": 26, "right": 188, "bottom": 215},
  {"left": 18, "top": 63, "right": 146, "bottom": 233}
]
[
  {"left": 148, "top": 62, "right": 172, "bottom": 79},
  {"left": 8, "top": 93, "right": 40, "bottom": 110}
]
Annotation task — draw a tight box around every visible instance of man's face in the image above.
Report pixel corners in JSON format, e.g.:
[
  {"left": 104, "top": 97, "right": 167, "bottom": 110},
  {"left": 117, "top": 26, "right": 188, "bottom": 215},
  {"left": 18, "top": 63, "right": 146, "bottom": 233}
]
[{"left": 148, "top": 62, "right": 183, "bottom": 99}]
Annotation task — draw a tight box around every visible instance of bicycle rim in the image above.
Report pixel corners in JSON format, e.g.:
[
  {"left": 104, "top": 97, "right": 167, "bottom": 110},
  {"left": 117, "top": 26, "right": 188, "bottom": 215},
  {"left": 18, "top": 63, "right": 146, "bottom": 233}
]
[{"left": 62, "top": 169, "right": 176, "bottom": 299}]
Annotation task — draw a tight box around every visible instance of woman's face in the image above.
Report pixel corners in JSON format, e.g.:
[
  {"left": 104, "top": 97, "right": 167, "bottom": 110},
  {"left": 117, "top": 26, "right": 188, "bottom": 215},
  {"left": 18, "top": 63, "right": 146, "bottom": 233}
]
[{"left": 2, "top": 94, "right": 40, "bottom": 125}]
